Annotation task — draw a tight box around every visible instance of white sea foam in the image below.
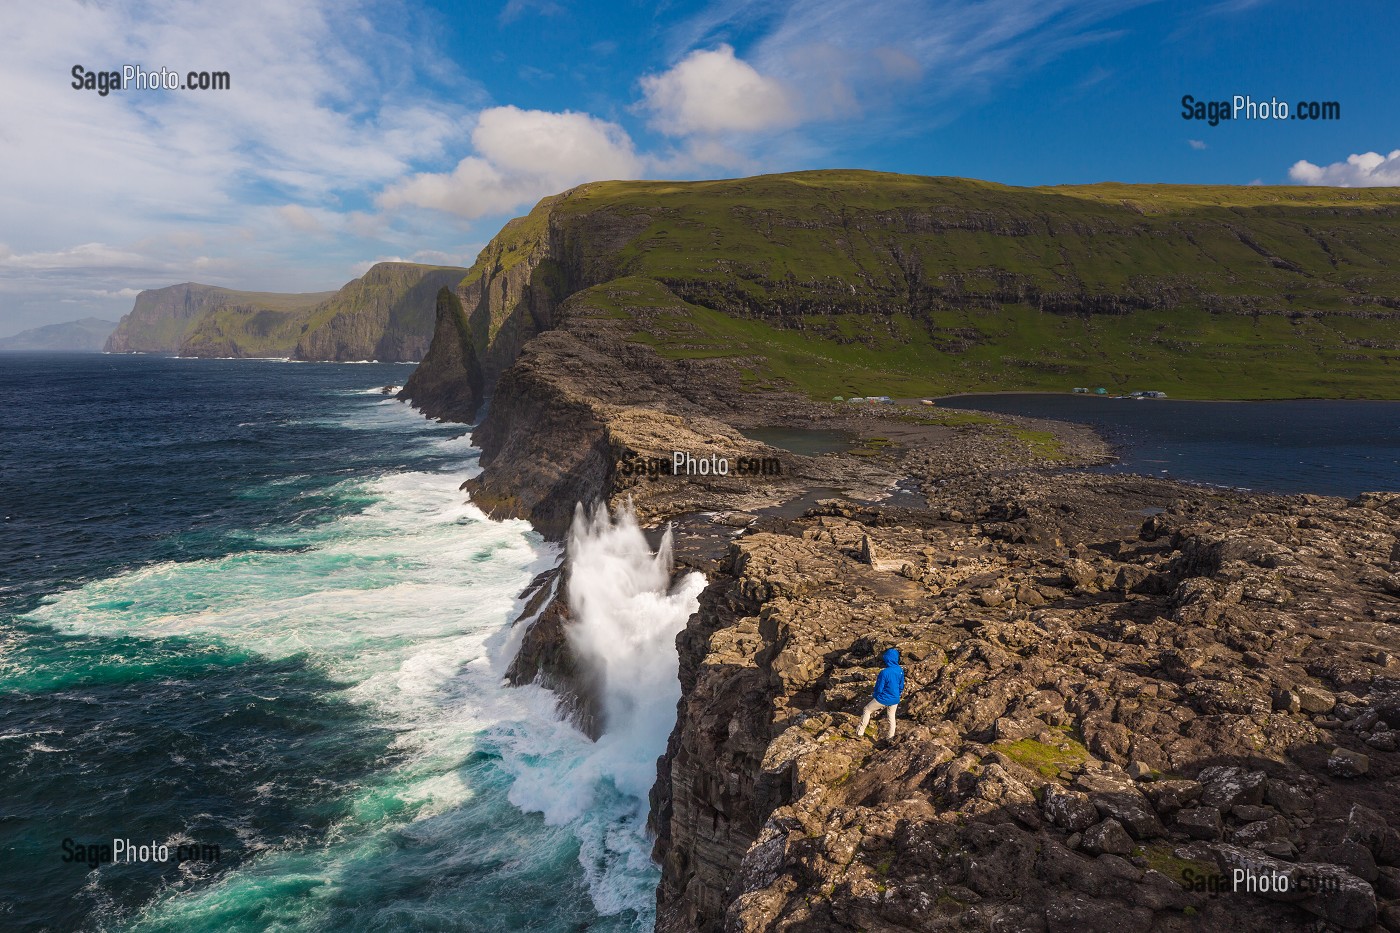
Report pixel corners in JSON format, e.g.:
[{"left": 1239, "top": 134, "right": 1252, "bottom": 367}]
[
  {"left": 491, "top": 503, "right": 704, "bottom": 915},
  {"left": 566, "top": 502, "right": 704, "bottom": 800},
  {"left": 24, "top": 394, "right": 691, "bottom": 930}
]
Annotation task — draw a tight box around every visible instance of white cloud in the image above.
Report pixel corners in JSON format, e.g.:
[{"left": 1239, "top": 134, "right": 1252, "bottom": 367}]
[
  {"left": 1188, "top": 139, "right": 1207, "bottom": 150},
  {"left": 0, "top": 243, "right": 175, "bottom": 274},
  {"left": 1289, "top": 149, "right": 1400, "bottom": 187},
  {"left": 345, "top": 247, "right": 480, "bottom": 279},
  {"left": 277, "top": 205, "right": 326, "bottom": 233},
  {"left": 640, "top": 45, "right": 799, "bottom": 136},
  {"left": 667, "top": 1, "right": 1154, "bottom": 133},
  {"left": 499, "top": 0, "right": 565, "bottom": 23},
  {"left": 0, "top": 0, "right": 479, "bottom": 332},
  {"left": 348, "top": 257, "right": 406, "bottom": 277},
  {"left": 411, "top": 247, "right": 483, "bottom": 267},
  {"left": 377, "top": 106, "right": 642, "bottom": 218}
]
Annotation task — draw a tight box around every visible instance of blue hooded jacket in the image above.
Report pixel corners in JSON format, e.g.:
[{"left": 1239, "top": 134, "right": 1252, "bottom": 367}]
[{"left": 872, "top": 648, "right": 905, "bottom": 705}]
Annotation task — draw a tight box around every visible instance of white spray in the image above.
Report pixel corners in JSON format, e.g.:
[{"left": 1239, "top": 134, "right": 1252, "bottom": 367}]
[
  {"left": 564, "top": 501, "right": 706, "bottom": 800},
  {"left": 487, "top": 500, "right": 706, "bottom": 918}
]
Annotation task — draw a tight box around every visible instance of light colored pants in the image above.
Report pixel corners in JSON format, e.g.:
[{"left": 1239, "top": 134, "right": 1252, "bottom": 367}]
[{"left": 858, "top": 699, "right": 897, "bottom": 739}]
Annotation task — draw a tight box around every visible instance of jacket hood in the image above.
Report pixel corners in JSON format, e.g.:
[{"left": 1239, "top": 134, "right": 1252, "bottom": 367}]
[{"left": 882, "top": 648, "right": 901, "bottom": 667}]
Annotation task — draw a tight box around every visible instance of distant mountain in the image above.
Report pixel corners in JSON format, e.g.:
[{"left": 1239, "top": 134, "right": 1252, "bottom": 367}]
[
  {"left": 0, "top": 317, "right": 118, "bottom": 352},
  {"left": 103, "top": 263, "right": 469, "bottom": 360},
  {"left": 105, "top": 284, "right": 335, "bottom": 356}
]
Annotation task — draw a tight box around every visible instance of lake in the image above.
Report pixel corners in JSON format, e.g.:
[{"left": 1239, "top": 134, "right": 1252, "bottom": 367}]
[{"left": 935, "top": 394, "right": 1400, "bottom": 497}]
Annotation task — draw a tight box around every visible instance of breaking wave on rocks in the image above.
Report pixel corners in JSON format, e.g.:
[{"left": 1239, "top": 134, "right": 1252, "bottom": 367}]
[
  {"left": 493, "top": 503, "right": 706, "bottom": 918},
  {"left": 2, "top": 358, "right": 697, "bottom": 932}
]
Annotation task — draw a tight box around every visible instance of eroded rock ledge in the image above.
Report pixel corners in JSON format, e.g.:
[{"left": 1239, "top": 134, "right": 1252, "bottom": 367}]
[
  {"left": 402, "top": 281, "right": 1400, "bottom": 933},
  {"left": 653, "top": 478, "right": 1400, "bottom": 933}
]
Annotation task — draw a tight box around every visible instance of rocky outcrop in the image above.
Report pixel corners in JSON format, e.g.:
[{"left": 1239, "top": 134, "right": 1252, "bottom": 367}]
[
  {"left": 651, "top": 481, "right": 1400, "bottom": 932},
  {"left": 392, "top": 287, "right": 486, "bottom": 421},
  {"left": 398, "top": 200, "right": 571, "bottom": 420},
  {"left": 292, "top": 262, "right": 467, "bottom": 362},
  {"left": 428, "top": 292, "right": 1400, "bottom": 931},
  {"left": 392, "top": 170, "right": 1400, "bottom": 932}
]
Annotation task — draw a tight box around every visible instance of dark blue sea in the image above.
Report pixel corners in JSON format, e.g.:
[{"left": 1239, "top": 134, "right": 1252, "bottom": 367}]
[
  {"left": 0, "top": 354, "right": 659, "bottom": 932},
  {"left": 937, "top": 394, "right": 1400, "bottom": 496}
]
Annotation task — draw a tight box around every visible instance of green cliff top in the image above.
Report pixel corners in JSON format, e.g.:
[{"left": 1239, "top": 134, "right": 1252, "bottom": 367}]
[{"left": 467, "top": 169, "right": 1400, "bottom": 400}]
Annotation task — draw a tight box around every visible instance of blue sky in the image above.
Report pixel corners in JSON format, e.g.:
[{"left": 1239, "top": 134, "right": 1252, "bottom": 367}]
[{"left": 1, "top": 0, "right": 1396, "bottom": 335}]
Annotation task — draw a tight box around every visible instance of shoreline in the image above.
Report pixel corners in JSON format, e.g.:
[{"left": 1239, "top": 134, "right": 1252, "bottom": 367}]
[
  {"left": 383, "top": 263, "right": 1400, "bottom": 931},
  {"left": 415, "top": 347, "right": 1400, "bottom": 931}
]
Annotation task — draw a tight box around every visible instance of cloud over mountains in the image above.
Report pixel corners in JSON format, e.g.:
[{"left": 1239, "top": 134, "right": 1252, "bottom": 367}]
[{"left": 1290, "top": 149, "right": 1400, "bottom": 187}]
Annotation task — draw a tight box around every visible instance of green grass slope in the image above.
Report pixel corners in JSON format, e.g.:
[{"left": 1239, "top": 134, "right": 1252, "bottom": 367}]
[
  {"left": 179, "top": 299, "right": 329, "bottom": 358},
  {"left": 511, "top": 170, "right": 1400, "bottom": 399}
]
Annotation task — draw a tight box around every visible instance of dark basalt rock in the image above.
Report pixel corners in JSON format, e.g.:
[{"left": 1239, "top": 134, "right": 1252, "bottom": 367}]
[{"left": 389, "top": 173, "right": 1400, "bottom": 932}]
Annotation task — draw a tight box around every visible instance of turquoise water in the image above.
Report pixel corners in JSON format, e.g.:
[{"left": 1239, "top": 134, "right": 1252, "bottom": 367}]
[{"left": 0, "top": 355, "right": 660, "bottom": 931}]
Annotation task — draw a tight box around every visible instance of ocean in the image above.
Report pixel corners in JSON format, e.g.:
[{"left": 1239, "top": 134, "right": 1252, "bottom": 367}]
[{"left": 0, "top": 354, "right": 694, "bottom": 932}]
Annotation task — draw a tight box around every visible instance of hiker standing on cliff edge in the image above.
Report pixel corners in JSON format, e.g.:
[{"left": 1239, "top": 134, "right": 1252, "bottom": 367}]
[{"left": 857, "top": 648, "right": 905, "bottom": 740}]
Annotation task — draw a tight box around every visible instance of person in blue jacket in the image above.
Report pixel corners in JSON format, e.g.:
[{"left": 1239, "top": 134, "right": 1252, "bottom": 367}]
[{"left": 856, "top": 648, "right": 905, "bottom": 740}]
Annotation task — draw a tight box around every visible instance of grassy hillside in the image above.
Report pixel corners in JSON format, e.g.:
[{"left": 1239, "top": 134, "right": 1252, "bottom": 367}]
[
  {"left": 485, "top": 170, "right": 1400, "bottom": 400},
  {"left": 179, "top": 300, "right": 326, "bottom": 358}
]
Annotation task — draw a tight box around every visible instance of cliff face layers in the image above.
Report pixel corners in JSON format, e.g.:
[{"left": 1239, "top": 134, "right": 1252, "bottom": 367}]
[
  {"left": 398, "top": 190, "right": 654, "bottom": 420},
  {"left": 105, "top": 283, "right": 334, "bottom": 354},
  {"left": 291, "top": 262, "right": 468, "bottom": 362},
  {"left": 402, "top": 170, "right": 1400, "bottom": 405},
  {"left": 103, "top": 262, "right": 466, "bottom": 360},
  {"left": 396, "top": 171, "right": 1400, "bottom": 932}
]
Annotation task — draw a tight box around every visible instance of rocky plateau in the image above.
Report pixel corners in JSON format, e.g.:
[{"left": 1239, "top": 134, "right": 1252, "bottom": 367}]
[{"left": 398, "top": 172, "right": 1400, "bottom": 932}]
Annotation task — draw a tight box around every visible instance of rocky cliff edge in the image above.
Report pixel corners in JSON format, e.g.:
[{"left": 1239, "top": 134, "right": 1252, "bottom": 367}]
[{"left": 397, "top": 172, "right": 1400, "bottom": 932}]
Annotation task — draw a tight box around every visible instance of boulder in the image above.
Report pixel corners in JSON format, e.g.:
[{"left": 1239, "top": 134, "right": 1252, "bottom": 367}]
[
  {"left": 1213, "top": 845, "right": 1378, "bottom": 930},
  {"left": 1230, "top": 815, "right": 1290, "bottom": 848},
  {"left": 1197, "top": 766, "right": 1267, "bottom": 808},
  {"left": 1143, "top": 779, "right": 1202, "bottom": 814},
  {"left": 1297, "top": 685, "right": 1337, "bottom": 715},
  {"left": 1346, "top": 804, "right": 1400, "bottom": 866},
  {"left": 1081, "top": 819, "right": 1135, "bottom": 856},
  {"left": 1264, "top": 779, "right": 1313, "bottom": 816},
  {"left": 1043, "top": 785, "right": 1099, "bottom": 832},
  {"left": 1174, "top": 806, "right": 1223, "bottom": 841},
  {"left": 1327, "top": 748, "right": 1370, "bottom": 778}
]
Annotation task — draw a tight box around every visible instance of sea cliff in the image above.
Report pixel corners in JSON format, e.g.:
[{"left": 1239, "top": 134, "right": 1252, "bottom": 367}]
[
  {"left": 400, "top": 171, "right": 1400, "bottom": 931},
  {"left": 104, "top": 262, "right": 467, "bottom": 360}
]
